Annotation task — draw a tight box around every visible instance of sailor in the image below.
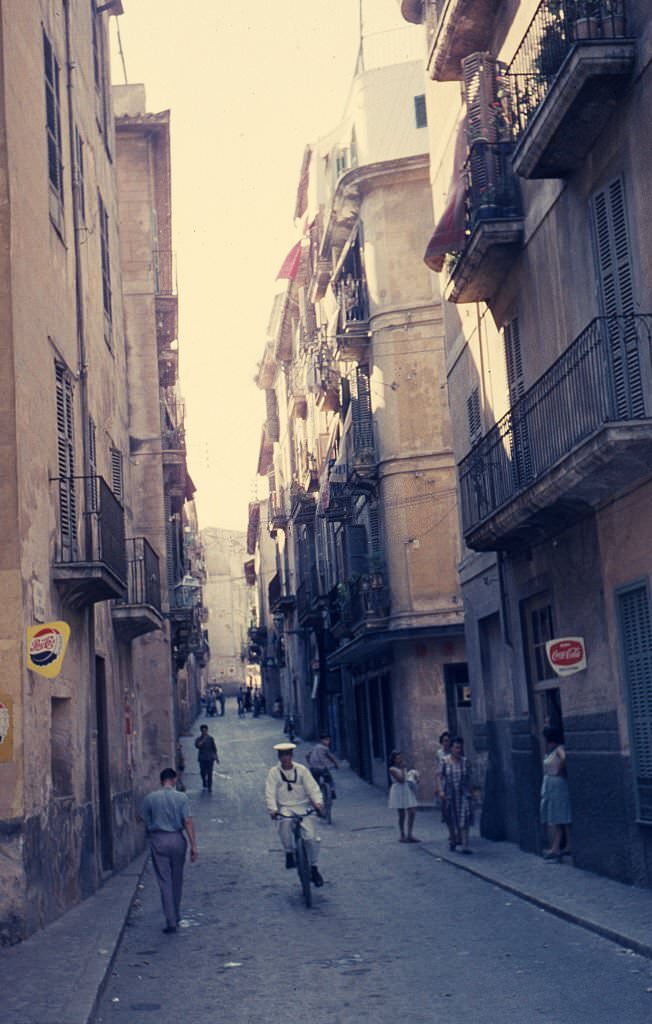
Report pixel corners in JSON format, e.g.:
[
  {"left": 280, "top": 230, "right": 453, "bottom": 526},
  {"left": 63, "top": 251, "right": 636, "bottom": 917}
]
[{"left": 265, "top": 742, "right": 325, "bottom": 887}]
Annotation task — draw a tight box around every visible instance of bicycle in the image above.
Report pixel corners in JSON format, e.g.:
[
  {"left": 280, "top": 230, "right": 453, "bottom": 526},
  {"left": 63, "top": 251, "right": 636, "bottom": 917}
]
[
  {"left": 276, "top": 808, "right": 317, "bottom": 907},
  {"left": 314, "top": 769, "right": 335, "bottom": 825}
]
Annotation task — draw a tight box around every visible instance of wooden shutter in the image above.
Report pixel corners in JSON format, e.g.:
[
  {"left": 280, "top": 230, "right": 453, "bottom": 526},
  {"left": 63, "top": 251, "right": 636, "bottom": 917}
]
[
  {"left": 367, "top": 503, "right": 382, "bottom": 554},
  {"left": 110, "top": 448, "right": 123, "bottom": 502},
  {"left": 352, "top": 365, "right": 373, "bottom": 454},
  {"left": 87, "top": 416, "right": 98, "bottom": 511},
  {"left": 618, "top": 585, "right": 652, "bottom": 822},
  {"left": 467, "top": 386, "right": 482, "bottom": 445},
  {"left": 345, "top": 523, "right": 368, "bottom": 578},
  {"left": 504, "top": 319, "right": 532, "bottom": 486},
  {"left": 55, "top": 364, "right": 77, "bottom": 557},
  {"left": 591, "top": 177, "right": 643, "bottom": 418}
]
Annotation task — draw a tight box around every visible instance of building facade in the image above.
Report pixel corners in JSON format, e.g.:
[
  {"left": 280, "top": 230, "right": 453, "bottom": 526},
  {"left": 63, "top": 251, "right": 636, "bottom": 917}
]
[
  {"left": 0, "top": 4, "right": 203, "bottom": 944},
  {"left": 202, "top": 527, "right": 248, "bottom": 694},
  {"left": 251, "top": 30, "right": 467, "bottom": 800},
  {"left": 401, "top": 0, "right": 652, "bottom": 885}
]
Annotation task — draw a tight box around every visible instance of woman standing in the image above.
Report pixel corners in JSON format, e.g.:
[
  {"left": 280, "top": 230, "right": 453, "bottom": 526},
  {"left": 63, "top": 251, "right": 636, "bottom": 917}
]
[
  {"left": 540, "top": 726, "right": 572, "bottom": 861},
  {"left": 439, "top": 737, "right": 474, "bottom": 853},
  {"left": 388, "top": 751, "right": 419, "bottom": 843}
]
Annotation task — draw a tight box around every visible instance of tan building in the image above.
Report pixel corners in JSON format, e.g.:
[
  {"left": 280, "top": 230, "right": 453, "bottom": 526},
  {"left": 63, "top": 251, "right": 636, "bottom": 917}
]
[
  {"left": 202, "top": 527, "right": 249, "bottom": 694},
  {"left": 401, "top": 0, "right": 652, "bottom": 885},
  {"left": 252, "top": 26, "right": 466, "bottom": 798},
  {"left": 0, "top": 4, "right": 203, "bottom": 944}
]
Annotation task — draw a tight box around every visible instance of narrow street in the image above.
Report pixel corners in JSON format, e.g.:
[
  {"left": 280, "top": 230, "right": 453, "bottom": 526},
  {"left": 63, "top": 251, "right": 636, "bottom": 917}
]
[{"left": 95, "top": 712, "right": 652, "bottom": 1024}]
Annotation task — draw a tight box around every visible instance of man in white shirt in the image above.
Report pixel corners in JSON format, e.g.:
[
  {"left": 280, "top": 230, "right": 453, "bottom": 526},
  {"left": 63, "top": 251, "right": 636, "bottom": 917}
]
[
  {"left": 307, "top": 733, "right": 340, "bottom": 797},
  {"left": 265, "top": 742, "right": 325, "bottom": 886}
]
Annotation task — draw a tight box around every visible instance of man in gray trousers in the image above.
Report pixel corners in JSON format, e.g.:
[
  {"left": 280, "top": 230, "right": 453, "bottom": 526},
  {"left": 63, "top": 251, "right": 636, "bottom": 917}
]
[{"left": 141, "top": 768, "right": 198, "bottom": 933}]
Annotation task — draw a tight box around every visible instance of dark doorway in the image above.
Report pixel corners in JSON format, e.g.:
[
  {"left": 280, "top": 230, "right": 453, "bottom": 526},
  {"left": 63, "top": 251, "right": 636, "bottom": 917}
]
[
  {"left": 444, "top": 662, "right": 473, "bottom": 754},
  {"left": 355, "top": 681, "right": 372, "bottom": 782},
  {"left": 95, "top": 656, "right": 114, "bottom": 872}
]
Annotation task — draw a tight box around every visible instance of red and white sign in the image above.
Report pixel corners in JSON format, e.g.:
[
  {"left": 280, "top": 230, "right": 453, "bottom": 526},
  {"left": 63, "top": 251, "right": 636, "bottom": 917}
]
[{"left": 545, "top": 637, "right": 587, "bottom": 677}]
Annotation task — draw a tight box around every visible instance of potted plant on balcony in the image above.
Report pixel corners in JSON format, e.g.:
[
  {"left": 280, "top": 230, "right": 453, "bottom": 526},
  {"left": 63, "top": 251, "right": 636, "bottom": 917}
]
[
  {"left": 572, "top": 0, "right": 600, "bottom": 40},
  {"left": 599, "top": 0, "right": 625, "bottom": 37}
]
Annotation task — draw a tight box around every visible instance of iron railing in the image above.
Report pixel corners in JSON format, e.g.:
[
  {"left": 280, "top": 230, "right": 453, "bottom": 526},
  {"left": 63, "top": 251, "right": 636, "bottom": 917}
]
[
  {"left": 464, "top": 142, "right": 522, "bottom": 232},
  {"left": 332, "top": 571, "right": 390, "bottom": 630},
  {"left": 55, "top": 475, "right": 126, "bottom": 583},
  {"left": 337, "top": 275, "right": 369, "bottom": 326},
  {"left": 508, "top": 1, "right": 629, "bottom": 140},
  {"left": 153, "top": 249, "right": 177, "bottom": 296},
  {"left": 459, "top": 314, "right": 652, "bottom": 534},
  {"left": 123, "top": 537, "right": 161, "bottom": 610}
]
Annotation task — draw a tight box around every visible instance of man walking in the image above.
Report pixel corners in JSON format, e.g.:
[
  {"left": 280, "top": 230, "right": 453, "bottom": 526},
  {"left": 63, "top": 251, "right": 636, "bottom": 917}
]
[
  {"left": 195, "top": 724, "right": 219, "bottom": 792},
  {"left": 141, "top": 768, "right": 198, "bottom": 934}
]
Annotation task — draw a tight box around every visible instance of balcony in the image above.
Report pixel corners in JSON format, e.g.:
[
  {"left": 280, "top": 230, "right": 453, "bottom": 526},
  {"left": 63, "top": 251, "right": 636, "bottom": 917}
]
[
  {"left": 52, "top": 476, "right": 127, "bottom": 608},
  {"left": 287, "top": 363, "right": 307, "bottom": 419},
  {"left": 508, "top": 1, "right": 635, "bottom": 179},
  {"left": 155, "top": 249, "right": 178, "bottom": 346},
  {"left": 445, "top": 142, "right": 523, "bottom": 303},
  {"left": 296, "top": 566, "right": 323, "bottom": 626},
  {"left": 112, "top": 537, "right": 164, "bottom": 640},
  {"left": 290, "top": 481, "right": 317, "bottom": 524},
  {"left": 330, "top": 571, "right": 391, "bottom": 639},
  {"left": 335, "top": 276, "right": 370, "bottom": 360},
  {"left": 268, "top": 572, "right": 295, "bottom": 614},
  {"left": 459, "top": 315, "right": 652, "bottom": 551},
  {"left": 426, "top": 0, "right": 502, "bottom": 82},
  {"left": 268, "top": 490, "right": 288, "bottom": 535}
]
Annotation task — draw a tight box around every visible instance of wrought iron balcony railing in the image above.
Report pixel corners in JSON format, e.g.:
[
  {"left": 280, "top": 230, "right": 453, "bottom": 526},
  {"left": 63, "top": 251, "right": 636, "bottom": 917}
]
[
  {"left": 508, "top": 0, "right": 630, "bottom": 142},
  {"left": 337, "top": 275, "right": 369, "bottom": 327},
  {"left": 124, "top": 537, "right": 161, "bottom": 609},
  {"left": 464, "top": 142, "right": 522, "bottom": 232},
  {"left": 459, "top": 315, "right": 652, "bottom": 539}
]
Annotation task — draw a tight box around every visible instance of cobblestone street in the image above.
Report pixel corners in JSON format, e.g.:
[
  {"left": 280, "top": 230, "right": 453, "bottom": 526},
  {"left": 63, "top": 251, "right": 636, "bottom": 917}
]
[{"left": 94, "top": 713, "right": 652, "bottom": 1024}]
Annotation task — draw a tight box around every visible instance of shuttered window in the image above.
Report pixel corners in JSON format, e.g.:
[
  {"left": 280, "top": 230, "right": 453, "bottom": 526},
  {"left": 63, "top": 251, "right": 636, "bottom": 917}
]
[
  {"left": 617, "top": 583, "right": 652, "bottom": 823},
  {"left": 591, "top": 177, "right": 643, "bottom": 419},
  {"left": 345, "top": 523, "right": 368, "bottom": 578},
  {"left": 351, "top": 365, "right": 373, "bottom": 455},
  {"left": 414, "top": 94, "right": 427, "bottom": 129},
  {"left": 504, "top": 318, "right": 532, "bottom": 486},
  {"left": 467, "top": 386, "right": 482, "bottom": 446},
  {"left": 44, "top": 30, "right": 64, "bottom": 232},
  {"left": 55, "top": 364, "right": 77, "bottom": 557},
  {"left": 74, "top": 126, "right": 85, "bottom": 222},
  {"left": 110, "top": 447, "right": 123, "bottom": 502},
  {"left": 87, "top": 416, "right": 98, "bottom": 511},
  {"left": 98, "top": 191, "right": 112, "bottom": 346}
]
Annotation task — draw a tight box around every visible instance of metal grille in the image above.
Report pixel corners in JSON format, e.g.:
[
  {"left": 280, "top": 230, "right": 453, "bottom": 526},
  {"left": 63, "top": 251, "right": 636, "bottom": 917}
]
[{"left": 124, "top": 537, "right": 161, "bottom": 610}]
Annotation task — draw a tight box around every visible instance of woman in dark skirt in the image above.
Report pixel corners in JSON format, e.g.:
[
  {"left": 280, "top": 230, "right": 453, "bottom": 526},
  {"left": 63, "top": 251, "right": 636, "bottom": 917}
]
[{"left": 540, "top": 726, "right": 572, "bottom": 861}]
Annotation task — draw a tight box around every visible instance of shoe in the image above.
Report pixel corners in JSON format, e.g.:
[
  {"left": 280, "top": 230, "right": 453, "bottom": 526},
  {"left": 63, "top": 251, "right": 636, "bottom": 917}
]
[
  {"left": 460, "top": 848, "right": 473, "bottom": 855},
  {"left": 543, "top": 851, "right": 561, "bottom": 862},
  {"left": 285, "top": 853, "right": 296, "bottom": 870},
  {"left": 448, "top": 842, "right": 457, "bottom": 852},
  {"left": 162, "top": 925, "right": 177, "bottom": 934},
  {"left": 310, "top": 866, "right": 324, "bottom": 887},
  {"left": 407, "top": 836, "right": 420, "bottom": 843}
]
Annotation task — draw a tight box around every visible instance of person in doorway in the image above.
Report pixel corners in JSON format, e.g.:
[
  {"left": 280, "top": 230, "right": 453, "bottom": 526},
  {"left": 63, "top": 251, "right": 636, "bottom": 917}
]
[
  {"left": 540, "top": 726, "right": 572, "bottom": 861},
  {"left": 216, "top": 685, "right": 225, "bottom": 717},
  {"left": 265, "top": 742, "right": 325, "bottom": 887},
  {"left": 307, "top": 734, "right": 340, "bottom": 798},
  {"left": 439, "top": 737, "right": 474, "bottom": 853},
  {"left": 388, "top": 751, "right": 419, "bottom": 843},
  {"left": 194, "top": 724, "right": 219, "bottom": 792},
  {"left": 141, "top": 768, "right": 198, "bottom": 933}
]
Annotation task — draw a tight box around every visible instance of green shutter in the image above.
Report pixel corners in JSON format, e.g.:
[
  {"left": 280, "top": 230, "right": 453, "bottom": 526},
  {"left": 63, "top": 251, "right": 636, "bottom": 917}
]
[{"left": 618, "top": 584, "right": 652, "bottom": 822}]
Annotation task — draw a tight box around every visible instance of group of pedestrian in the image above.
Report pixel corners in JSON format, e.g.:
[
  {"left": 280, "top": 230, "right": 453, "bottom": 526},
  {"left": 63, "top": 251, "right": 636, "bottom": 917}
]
[
  {"left": 237, "top": 685, "right": 266, "bottom": 717},
  {"left": 201, "top": 683, "right": 225, "bottom": 718}
]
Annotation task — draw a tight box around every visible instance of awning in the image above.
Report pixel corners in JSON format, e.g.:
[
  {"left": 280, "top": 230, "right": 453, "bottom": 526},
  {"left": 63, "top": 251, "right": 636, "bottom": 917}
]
[
  {"left": 276, "top": 241, "right": 301, "bottom": 281},
  {"left": 294, "top": 147, "right": 312, "bottom": 222},
  {"left": 424, "top": 117, "right": 468, "bottom": 273}
]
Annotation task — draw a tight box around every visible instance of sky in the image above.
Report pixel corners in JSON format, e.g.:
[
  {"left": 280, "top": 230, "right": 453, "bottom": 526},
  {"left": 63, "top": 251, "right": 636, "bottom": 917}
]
[{"left": 110, "top": 0, "right": 418, "bottom": 532}]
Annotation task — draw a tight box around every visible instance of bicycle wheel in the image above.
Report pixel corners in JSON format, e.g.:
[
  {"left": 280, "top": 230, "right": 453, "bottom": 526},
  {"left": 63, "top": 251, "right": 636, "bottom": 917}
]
[
  {"left": 321, "top": 781, "right": 332, "bottom": 825},
  {"left": 295, "top": 836, "right": 312, "bottom": 907}
]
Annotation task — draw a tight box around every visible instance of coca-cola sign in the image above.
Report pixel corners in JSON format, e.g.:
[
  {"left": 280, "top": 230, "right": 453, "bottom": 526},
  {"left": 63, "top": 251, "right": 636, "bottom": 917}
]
[{"left": 545, "top": 637, "right": 587, "bottom": 677}]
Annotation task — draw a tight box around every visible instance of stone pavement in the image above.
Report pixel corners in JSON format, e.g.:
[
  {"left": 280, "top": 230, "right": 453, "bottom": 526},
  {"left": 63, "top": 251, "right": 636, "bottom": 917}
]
[{"left": 1, "top": 716, "right": 651, "bottom": 1024}]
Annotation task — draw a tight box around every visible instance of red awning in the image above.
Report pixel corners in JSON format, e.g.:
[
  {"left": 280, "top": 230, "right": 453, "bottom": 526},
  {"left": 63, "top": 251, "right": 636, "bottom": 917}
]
[
  {"left": 276, "top": 241, "right": 301, "bottom": 281},
  {"left": 424, "top": 118, "right": 468, "bottom": 273}
]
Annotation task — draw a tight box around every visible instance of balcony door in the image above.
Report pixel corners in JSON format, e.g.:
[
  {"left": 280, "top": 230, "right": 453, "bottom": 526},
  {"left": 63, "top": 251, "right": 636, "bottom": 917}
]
[{"left": 591, "top": 176, "right": 645, "bottom": 420}]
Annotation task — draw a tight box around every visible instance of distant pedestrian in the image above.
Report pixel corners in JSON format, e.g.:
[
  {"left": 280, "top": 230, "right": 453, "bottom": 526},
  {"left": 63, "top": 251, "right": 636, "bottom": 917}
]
[
  {"left": 540, "top": 726, "right": 572, "bottom": 861},
  {"left": 141, "top": 768, "right": 197, "bottom": 934},
  {"left": 175, "top": 742, "right": 186, "bottom": 792},
  {"left": 217, "top": 686, "right": 225, "bottom": 716},
  {"left": 388, "top": 751, "right": 419, "bottom": 843},
  {"left": 194, "top": 724, "right": 219, "bottom": 792},
  {"left": 434, "top": 729, "right": 451, "bottom": 816},
  {"left": 439, "top": 737, "right": 473, "bottom": 853}
]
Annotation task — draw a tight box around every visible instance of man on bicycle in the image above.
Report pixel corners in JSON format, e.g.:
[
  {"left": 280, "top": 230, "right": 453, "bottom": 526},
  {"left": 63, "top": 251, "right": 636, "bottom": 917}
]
[
  {"left": 265, "top": 742, "right": 325, "bottom": 887},
  {"left": 307, "top": 734, "right": 340, "bottom": 799}
]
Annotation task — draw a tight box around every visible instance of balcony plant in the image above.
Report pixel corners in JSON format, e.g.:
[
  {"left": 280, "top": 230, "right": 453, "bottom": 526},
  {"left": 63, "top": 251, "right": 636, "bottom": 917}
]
[{"left": 571, "top": 0, "right": 600, "bottom": 40}]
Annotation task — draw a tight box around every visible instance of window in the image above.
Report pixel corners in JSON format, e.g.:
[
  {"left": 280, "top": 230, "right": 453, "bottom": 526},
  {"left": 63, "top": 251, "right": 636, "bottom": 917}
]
[
  {"left": 44, "top": 30, "right": 64, "bottom": 233},
  {"left": 504, "top": 318, "right": 532, "bottom": 485},
  {"left": 87, "top": 415, "right": 98, "bottom": 511},
  {"left": 467, "top": 386, "right": 482, "bottom": 446},
  {"left": 335, "top": 148, "right": 348, "bottom": 179},
  {"left": 110, "top": 447, "right": 123, "bottom": 502},
  {"left": 617, "top": 583, "right": 652, "bottom": 823},
  {"left": 98, "top": 192, "right": 112, "bottom": 347},
  {"left": 91, "top": 1, "right": 109, "bottom": 140},
  {"left": 414, "top": 93, "right": 428, "bottom": 129},
  {"left": 55, "top": 363, "right": 77, "bottom": 558}
]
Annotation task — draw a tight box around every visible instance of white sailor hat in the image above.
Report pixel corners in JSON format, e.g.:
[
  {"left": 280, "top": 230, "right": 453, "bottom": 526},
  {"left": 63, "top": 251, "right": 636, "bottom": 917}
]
[{"left": 273, "top": 742, "right": 296, "bottom": 752}]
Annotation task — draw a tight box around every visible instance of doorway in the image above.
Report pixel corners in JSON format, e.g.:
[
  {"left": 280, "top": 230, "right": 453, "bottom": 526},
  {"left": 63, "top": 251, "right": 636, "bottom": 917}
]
[{"left": 444, "top": 662, "right": 473, "bottom": 755}]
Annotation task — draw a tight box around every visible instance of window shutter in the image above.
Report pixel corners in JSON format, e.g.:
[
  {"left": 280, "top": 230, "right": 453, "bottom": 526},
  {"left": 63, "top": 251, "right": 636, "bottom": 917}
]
[
  {"left": 345, "top": 523, "right": 368, "bottom": 578},
  {"left": 87, "top": 416, "right": 98, "bottom": 511},
  {"left": 591, "top": 177, "right": 643, "bottom": 419},
  {"left": 55, "top": 364, "right": 76, "bottom": 556},
  {"left": 414, "top": 94, "right": 427, "bottom": 129},
  {"left": 367, "top": 503, "right": 381, "bottom": 554},
  {"left": 504, "top": 319, "right": 532, "bottom": 485},
  {"left": 352, "top": 365, "right": 373, "bottom": 454},
  {"left": 111, "top": 448, "right": 123, "bottom": 502},
  {"left": 467, "top": 386, "right": 482, "bottom": 445},
  {"left": 618, "top": 585, "right": 652, "bottom": 822}
]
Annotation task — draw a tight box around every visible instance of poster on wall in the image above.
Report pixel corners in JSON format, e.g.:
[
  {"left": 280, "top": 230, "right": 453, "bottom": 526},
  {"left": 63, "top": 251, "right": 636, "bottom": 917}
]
[
  {"left": 545, "top": 636, "right": 587, "bottom": 677},
  {"left": 0, "top": 697, "right": 13, "bottom": 762},
  {"left": 26, "top": 621, "right": 71, "bottom": 679}
]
